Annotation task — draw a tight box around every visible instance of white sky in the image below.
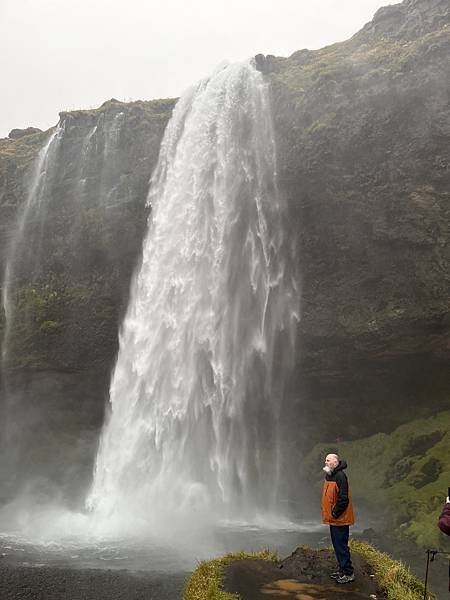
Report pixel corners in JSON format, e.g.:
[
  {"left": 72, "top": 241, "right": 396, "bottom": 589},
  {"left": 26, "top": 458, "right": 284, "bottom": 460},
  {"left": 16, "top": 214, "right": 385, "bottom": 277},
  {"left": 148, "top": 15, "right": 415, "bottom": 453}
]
[{"left": 0, "top": 0, "right": 396, "bottom": 138}]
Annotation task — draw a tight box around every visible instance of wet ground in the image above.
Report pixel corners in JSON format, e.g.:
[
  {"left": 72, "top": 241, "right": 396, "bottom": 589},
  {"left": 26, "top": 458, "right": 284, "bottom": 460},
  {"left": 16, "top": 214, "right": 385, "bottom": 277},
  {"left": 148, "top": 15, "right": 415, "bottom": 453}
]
[
  {"left": 0, "top": 564, "right": 186, "bottom": 600},
  {"left": 225, "top": 547, "right": 382, "bottom": 599},
  {"left": 0, "top": 522, "right": 322, "bottom": 600},
  {"left": 0, "top": 524, "right": 447, "bottom": 599}
]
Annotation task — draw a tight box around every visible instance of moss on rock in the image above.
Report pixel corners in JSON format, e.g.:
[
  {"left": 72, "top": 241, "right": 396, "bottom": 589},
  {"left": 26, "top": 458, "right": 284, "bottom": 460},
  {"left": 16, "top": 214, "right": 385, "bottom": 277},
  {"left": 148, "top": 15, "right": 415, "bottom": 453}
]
[{"left": 304, "top": 410, "right": 450, "bottom": 549}]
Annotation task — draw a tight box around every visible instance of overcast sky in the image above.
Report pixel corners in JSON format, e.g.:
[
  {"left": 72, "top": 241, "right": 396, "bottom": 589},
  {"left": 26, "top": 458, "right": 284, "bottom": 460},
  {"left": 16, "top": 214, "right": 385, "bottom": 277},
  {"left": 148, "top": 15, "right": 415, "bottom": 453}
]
[{"left": 0, "top": 0, "right": 396, "bottom": 138}]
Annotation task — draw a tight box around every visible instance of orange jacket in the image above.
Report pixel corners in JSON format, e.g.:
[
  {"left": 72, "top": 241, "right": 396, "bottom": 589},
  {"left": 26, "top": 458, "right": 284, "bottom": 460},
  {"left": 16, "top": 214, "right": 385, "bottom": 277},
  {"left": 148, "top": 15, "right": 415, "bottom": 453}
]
[{"left": 322, "top": 462, "right": 355, "bottom": 526}]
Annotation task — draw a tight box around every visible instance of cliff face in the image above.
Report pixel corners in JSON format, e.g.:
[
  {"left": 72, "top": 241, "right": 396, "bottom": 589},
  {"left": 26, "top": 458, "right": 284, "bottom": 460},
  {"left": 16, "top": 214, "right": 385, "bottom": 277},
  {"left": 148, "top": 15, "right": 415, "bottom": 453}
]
[
  {"left": 265, "top": 0, "right": 450, "bottom": 442},
  {"left": 0, "top": 0, "right": 449, "bottom": 499},
  {"left": 0, "top": 98, "right": 175, "bottom": 372},
  {"left": 0, "top": 99, "right": 175, "bottom": 500}
]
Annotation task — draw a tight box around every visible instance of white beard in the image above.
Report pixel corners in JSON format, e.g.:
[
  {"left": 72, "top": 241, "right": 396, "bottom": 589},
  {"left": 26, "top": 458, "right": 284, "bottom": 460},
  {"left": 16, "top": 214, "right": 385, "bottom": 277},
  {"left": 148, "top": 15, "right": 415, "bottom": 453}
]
[{"left": 323, "top": 466, "right": 333, "bottom": 475}]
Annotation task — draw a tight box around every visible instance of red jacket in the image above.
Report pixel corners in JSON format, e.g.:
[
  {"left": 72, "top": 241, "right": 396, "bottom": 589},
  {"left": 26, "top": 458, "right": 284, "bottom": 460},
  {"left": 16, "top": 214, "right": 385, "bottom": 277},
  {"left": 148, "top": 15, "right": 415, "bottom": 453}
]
[{"left": 438, "top": 502, "right": 450, "bottom": 536}]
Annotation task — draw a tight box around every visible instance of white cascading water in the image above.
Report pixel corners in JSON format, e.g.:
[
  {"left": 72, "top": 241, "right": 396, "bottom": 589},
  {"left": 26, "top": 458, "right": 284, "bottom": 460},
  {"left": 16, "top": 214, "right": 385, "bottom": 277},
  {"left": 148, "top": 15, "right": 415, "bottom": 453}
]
[
  {"left": 0, "top": 112, "right": 128, "bottom": 502},
  {"left": 87, "top": 60, "right": 299, "bottom": 530}
]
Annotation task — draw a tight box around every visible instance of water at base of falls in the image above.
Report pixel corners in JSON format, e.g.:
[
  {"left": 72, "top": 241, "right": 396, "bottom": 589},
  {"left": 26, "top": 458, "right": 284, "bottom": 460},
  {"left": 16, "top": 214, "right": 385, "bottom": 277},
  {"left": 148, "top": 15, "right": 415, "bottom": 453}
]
[
  {"left": 87, "top": 59, "right": 299, "bottom": 531},
  {"left": 0, "top": 519, "right": 324, "bottom": 593}
]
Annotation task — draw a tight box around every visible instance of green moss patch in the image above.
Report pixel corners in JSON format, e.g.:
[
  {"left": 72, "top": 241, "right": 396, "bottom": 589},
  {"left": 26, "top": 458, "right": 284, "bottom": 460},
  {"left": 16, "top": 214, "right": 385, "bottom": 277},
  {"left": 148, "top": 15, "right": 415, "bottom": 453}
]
[
  {"left": 183, "top": 550, "right": 278, "bottom": 600},
  {"left": 304, "top": 410, "right": 450, "bottom": 548}
]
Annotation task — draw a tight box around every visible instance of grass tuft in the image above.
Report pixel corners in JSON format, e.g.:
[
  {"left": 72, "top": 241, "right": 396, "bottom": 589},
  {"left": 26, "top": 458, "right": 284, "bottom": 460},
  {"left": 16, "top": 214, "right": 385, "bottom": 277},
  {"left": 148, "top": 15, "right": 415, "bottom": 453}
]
[
  {"left": 183, "top": 550, "right": 278, "bottom": 600},
  {"left": 351, "top": 540, "right": 434, "bottom": 600}
]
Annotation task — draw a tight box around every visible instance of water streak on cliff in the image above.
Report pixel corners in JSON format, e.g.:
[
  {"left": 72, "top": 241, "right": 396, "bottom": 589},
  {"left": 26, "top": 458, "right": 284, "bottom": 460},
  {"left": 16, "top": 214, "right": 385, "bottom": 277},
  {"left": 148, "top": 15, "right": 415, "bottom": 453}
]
[
  {"left": 87, "top": 61, "right": 299, "bottom": 528},
  {"left": 1, "top": 125, "right": 63, "bottom": 365}
]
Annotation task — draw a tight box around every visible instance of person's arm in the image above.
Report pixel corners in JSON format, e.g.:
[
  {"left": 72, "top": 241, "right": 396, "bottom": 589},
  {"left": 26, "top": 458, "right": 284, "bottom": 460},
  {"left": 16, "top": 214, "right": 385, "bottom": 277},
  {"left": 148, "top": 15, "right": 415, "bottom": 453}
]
[
  {"left": 437, "top": 499, "right": 450, "bottom": 536},
  {"left": 332, "top": 472, "right": 349, "bottom": 518}
]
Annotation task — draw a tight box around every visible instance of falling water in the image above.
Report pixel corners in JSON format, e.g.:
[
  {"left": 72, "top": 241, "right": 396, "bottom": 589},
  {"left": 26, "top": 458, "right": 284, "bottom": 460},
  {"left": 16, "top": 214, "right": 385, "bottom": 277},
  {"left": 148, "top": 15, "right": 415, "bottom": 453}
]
[
  {"left": 1, "top": 110, "right": 127, "bottom": 369},
  {"left": 87, "top": 61, "right": 299, "bottom": 528},
  {"left": 0, "top": 125, "right": 63, "bottom": 495},
  {"left": 0, "top": 109, "right": 130, "bottom": 499},
  {"left": 1, "top": 125, "right": 62, "bottom": 365}
]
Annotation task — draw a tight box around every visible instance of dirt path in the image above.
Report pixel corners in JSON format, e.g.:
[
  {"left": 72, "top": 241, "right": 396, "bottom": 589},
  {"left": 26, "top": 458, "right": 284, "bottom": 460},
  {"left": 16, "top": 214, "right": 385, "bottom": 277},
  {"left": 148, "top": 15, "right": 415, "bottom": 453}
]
[{"left": 224, "top": 547, "right": 384, "bottom": 600}]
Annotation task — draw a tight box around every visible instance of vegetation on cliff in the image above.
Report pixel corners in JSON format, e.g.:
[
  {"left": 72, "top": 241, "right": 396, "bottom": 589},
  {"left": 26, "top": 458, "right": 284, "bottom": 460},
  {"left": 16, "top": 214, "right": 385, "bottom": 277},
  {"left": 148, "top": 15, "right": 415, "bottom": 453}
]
[
  {"left": 350, "top": 540, "right": 431, "bottom": 600},
  {"left": 304, "top": 410, "right": 450, "bottom": 549}
]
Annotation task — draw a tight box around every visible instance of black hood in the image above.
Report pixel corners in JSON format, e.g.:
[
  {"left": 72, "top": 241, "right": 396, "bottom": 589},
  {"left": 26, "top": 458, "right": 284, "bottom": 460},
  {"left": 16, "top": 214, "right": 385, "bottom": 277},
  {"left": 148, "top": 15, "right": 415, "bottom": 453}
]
[{"left": 333, "top": 460, "right": 348, "bottom": 472}]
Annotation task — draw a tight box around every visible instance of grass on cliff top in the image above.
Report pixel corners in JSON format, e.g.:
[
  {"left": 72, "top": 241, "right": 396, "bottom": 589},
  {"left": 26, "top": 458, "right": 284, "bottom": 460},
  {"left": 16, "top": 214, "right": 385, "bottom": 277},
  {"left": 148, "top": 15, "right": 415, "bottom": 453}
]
[
  {"left": 305, "top": 410, "right": 450, "bottom": 549},
  {"left": 58, "top": 96, "right": 176, "bottom": 123},
  {"left": 0, "top": 127, "right": 52, "bottom": 157},
  {"left": 273, "top": 27, "right": 448, "bottom": 96},
  {"left": 351, "top": 540, "right": 433, "bottom": 600},
  {"left": 183, "top": 550, "right": 278, "bottom": 600}
]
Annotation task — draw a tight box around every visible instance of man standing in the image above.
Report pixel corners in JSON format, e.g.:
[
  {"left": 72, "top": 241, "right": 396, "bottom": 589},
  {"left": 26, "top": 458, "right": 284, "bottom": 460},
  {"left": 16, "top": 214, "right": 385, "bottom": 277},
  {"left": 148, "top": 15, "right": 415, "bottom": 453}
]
[{"left": 322, "top": 453, "right": 355, "bottom": 584}]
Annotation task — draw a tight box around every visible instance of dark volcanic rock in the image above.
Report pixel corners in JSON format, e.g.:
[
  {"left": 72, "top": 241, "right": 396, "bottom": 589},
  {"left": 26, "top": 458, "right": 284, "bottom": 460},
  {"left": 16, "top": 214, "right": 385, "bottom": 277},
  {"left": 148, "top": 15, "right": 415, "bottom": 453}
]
[
  {"left": 269, "top": 0, "right": 450, "bottom": 448},
  {"left": 364, "top": 0, "right": 449, "bottom": 39},
  {"left": 224, "top": 548, "right": 380, "bottom": 599}
]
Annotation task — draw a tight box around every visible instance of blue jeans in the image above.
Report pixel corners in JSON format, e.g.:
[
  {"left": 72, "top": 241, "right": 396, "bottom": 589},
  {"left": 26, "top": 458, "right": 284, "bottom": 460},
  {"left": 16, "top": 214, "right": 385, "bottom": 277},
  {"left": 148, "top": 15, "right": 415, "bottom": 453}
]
[{"left": 330, "top": 525, "right": 353, "bottom": 575}]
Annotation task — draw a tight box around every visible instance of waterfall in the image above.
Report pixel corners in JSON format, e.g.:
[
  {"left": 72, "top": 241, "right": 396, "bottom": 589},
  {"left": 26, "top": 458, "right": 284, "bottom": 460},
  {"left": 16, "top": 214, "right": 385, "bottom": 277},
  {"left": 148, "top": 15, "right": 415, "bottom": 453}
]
[
  {"left": 87, "top": 60, "right": 299, "bottom": 527},
  {"left": 0, "top": 109, "right": 130, "bottom": 499},
  {"left": 0, "top": 125, "right": 63, "bottom": 494}
]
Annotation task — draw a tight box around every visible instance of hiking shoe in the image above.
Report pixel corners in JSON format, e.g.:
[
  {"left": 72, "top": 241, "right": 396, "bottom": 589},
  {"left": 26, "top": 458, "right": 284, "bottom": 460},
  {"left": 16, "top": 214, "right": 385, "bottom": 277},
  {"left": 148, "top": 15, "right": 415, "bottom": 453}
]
[
  {"left": 337, "top": 573, "right": 355, "bottom": 584},
  {"left": 330, "top": 571, "right": 342, "bottom": 579}
]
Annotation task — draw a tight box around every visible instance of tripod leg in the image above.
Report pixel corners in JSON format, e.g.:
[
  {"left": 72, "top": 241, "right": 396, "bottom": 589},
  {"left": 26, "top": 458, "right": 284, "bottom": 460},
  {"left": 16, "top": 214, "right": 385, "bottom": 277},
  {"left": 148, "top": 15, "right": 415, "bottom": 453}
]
[{"left": 423, "top": 551, "right": 430, "bottom": 600}]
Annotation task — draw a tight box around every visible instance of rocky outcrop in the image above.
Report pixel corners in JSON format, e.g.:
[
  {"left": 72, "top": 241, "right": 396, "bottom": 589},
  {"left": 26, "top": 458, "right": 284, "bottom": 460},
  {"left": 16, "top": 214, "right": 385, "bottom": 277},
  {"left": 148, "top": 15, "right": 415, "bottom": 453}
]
[
  {"left": 8, "top": 127, "right": 43, "bottom": 139},
  {"left": 364, "top": 0, "right": 449, "bottom": 39}
]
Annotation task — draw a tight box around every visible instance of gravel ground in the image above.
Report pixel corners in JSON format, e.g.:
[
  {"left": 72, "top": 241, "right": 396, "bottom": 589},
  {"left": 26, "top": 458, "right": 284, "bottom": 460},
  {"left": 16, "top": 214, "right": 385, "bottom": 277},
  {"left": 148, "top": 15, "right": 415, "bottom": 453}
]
[{"left": 0, "top": 564, "right": 187, "bottom": 600}]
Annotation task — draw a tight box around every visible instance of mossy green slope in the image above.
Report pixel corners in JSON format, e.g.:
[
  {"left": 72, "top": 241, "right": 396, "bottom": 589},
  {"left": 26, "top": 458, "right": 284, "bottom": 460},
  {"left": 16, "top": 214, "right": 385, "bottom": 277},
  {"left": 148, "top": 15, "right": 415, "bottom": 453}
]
[{"left": 304, "top": 410, "right": 450, "bottom": 549}]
